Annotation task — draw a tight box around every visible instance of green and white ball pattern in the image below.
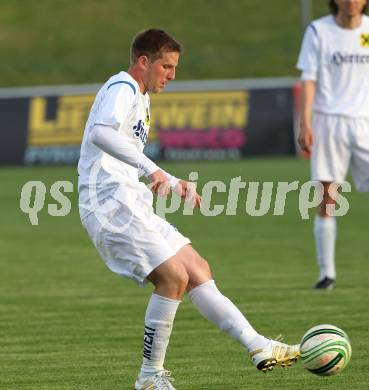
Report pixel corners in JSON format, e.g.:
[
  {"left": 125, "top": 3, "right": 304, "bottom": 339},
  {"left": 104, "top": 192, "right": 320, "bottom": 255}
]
[{"left": 300, "top": 324, "right": 352, "bottom": 376}]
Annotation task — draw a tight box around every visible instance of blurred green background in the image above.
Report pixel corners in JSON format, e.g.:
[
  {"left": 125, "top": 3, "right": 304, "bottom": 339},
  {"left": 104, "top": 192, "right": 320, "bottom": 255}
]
[{"left": 0, "top": 0, "right": 327, "bottom": 86}]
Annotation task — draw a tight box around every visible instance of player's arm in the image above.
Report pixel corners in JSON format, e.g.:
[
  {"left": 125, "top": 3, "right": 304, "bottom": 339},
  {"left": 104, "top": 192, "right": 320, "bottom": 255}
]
[
  {"left": 296, "top": 23, "right": 319, "bottom": 156},
  {"left": 91, "top": 83, "right": 200, "bottom": 205},
  {"left": 147, "top": 168, "right": 201, "bottom": 207},
  {"left": 148, "top": 170, "right": 201, "bottom": 207},
  {"left": 90, "top": 125, "right": 201, "bottom": 206},
  {"left": 298, "top": 79, "right": 316, "bottom": 156},
  {"left": 90, "top": 83, "right": 171, "bottom": 196},
  {"left": 90, "top": 123, "right": 169, "bottom": 194}
]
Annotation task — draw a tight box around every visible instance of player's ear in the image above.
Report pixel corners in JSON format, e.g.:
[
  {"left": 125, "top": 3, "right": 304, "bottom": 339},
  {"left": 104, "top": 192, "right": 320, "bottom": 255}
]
[{"left": 137, "top": 55, "right": 149, "bottom": 70}]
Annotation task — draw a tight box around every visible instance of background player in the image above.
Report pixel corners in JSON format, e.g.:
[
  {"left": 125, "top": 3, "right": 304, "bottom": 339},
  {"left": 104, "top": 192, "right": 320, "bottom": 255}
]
[
  {"left": 78, "top": 28, "right": 300, "bottom": 389},
  {"left": 297, "top": 0, "right": 369, "bottom": 289}
]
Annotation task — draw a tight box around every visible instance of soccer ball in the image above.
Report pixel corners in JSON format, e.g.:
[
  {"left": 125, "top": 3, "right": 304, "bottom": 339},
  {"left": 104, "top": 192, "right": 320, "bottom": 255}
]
[{"left": 300, "top": 324, "right": 352, "bottom": 376}]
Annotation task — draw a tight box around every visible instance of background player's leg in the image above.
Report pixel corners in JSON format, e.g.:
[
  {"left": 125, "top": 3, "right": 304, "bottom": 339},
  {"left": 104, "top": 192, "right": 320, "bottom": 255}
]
[{"left": 314, "top": 182, "right": 336, "bottom": 289}]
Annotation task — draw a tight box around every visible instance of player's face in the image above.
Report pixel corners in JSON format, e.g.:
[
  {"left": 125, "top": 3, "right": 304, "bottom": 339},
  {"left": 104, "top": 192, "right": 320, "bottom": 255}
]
[
  {"left": 145, "top": 51, "right": 179, "bottom": 93},
  {"left": 335, "top": 0, "right": 367, "bottom": 17}
]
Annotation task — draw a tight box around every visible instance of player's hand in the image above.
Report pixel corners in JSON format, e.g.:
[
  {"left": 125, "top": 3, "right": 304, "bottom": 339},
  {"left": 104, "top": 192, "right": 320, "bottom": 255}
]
[
  {"left": 174, "top": 180, "right": 202, "bottom": 208},
  {"left": 148, "top": 170, "right": 171, "bottom": 196},
  {"left": 298, "top": 125, "right": 314, "bottom": 156}
]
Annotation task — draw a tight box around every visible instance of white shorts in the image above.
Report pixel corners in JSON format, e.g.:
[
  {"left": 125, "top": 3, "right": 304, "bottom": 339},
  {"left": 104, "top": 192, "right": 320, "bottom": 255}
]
[
  {"left": 312, "top": 113, "right": 369, "bottom": 192},
  {"left": 81, "top": 196, "right": 190, "bottom": 287}
]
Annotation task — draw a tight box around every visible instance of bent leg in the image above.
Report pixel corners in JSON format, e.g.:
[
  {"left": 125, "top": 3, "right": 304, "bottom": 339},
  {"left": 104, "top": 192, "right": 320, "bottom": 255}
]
[
  {"left": 188, "top": 279, "right": 268, "bottom": 352},
  {"left": 174, "top": 245, "right": 268, "bottom": 351},
  {"left": 173, "top": 244, "right": 212, "bottom": 291},
  {"left": 147, "top": 255, "right": 189, "bottom": 300},
  {"left": 180, "top": 246, "right": 300, "bottom": 371}
]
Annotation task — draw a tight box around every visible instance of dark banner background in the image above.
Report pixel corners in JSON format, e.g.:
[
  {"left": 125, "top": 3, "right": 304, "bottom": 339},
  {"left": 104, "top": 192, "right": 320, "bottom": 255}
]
[
  {"left": 0, "top": 98, "right": 29, "bottom": 165},
  {"left": 244, "top": 88, "right": 295, "bottom": 156}
]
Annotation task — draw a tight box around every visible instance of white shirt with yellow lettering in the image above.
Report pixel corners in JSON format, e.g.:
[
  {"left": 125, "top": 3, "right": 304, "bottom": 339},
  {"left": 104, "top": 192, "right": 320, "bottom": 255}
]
[{"left": 297, "top": 14, "right": 369, "bottom": 117}]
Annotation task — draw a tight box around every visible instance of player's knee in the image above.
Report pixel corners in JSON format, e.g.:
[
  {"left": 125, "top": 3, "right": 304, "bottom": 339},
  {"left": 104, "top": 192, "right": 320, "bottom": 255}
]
[
  {"left": 171, "top": 271, "right": 189, "bottom": 294},
  {"left": 186, "top": 256, "right": 212, "bottom": 291},
  {"left": 158, "top": 271, "right": 188, "bottom": 299},
  {"left": 319, "top": 196, "right": 336, "bottom": 217},
  {"left": 158, "top": 262, "right": 189, "bottom": 296},
  {"left": 199, "top": 257, "right": 211, "bottom": 275},
  {"left": 191, "top": 253, "right": 211, "bottom": 278}
]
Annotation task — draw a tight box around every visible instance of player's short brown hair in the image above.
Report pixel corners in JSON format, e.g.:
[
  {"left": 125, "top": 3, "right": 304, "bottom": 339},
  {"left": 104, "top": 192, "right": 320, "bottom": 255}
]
[
  {"left": 328, "top": 0, "right": 368, "bottom": 15},
  {"left": 130, "top": 28, "right": 182, "bottom": 63}
]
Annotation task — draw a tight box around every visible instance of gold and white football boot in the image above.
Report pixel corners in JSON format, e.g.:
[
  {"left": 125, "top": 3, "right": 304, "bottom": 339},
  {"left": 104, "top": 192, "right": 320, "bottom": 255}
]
[{"left": 249, "top": 337, "right": 300, "bottom": 372}]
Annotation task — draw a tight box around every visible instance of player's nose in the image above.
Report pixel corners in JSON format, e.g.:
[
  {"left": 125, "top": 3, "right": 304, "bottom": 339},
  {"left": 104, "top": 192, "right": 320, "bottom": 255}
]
[{"left": 167, "top": 68, "right": 175, "bottom": 81}]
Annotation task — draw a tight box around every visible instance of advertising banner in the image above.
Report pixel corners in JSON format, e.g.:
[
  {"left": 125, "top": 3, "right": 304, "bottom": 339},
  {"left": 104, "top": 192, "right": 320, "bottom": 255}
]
[
  {"left": 25, "top": 94, "right": 93, "bottom": 165},
  {"left": 0, "top": 80, "right": 296, "bottom": 166},
  {"left": 148, "top": 90, "right": 249, "bottom": 161}
]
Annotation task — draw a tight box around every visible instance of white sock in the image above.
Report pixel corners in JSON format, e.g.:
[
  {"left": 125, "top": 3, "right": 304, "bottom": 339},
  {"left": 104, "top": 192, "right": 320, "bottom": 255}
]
[
  {"left": 314, "top": 215, "right": 337, "bottom": 280},
  {"left": 140, "top": 293, "right": 180, "bottom": 377},
  {"left": 188, "top": 280, "right": 268, "bottom": 352}
]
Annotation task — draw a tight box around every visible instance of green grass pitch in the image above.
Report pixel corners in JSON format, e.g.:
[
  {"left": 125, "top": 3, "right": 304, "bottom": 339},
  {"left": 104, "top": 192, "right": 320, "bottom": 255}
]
[{"left": 0, "top": 158, "right": 368, "bottom": 389}]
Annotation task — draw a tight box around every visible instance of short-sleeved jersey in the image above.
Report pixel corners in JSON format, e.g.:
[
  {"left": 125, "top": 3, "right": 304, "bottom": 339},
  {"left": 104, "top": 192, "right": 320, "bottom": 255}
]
[
  {"left": 297, "top": 14, "right": 369, "bottom": 117},
  {"left": 78, "top": 71, "right": 151, "bottom": 219}
]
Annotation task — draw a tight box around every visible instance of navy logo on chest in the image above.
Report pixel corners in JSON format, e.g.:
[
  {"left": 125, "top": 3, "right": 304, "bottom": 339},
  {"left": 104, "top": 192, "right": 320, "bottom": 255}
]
[{"left": 133, "top": 119, "right": 148, "bottom": 145}]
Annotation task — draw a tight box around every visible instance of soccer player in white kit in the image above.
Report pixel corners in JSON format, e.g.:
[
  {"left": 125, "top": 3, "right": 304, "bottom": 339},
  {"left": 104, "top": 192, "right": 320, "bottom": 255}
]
[
  {"left": 297, "top": 0, "right": 369, "bottom": 289},
  {"left": 78, "top": 29, "right": 299, "bottom": 389}
]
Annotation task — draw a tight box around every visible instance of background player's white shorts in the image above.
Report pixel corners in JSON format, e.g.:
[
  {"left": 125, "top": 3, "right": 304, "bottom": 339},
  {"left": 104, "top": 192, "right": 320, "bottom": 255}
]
[
  {"left": 312, "top": 113, "right": 369, "bottom": 192},
  {"left": 81, "top": 197, "right": 190, "bottom": 287}
]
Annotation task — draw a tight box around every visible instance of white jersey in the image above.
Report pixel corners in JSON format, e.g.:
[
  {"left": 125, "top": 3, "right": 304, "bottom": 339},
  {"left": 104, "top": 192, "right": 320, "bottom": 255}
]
[
  {"left": 297, "top": 14, "right": 369, "bottom": 117},
  {"left": 78, "top": 71, "right": 151, "bottom": 219}
]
